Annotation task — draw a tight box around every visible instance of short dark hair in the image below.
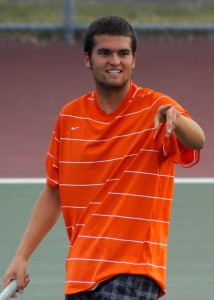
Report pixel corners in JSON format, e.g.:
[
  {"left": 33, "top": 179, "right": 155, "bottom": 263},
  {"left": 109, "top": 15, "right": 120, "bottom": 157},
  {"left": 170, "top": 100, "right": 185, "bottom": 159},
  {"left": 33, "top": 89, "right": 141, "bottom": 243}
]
[{"left": 84, "top": 16, "right": 137, "bottom": 57}]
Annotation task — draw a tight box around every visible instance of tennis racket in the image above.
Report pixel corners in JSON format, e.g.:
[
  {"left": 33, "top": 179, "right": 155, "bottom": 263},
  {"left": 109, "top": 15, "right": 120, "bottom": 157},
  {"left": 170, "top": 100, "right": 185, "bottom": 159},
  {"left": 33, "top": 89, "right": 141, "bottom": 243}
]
[{"left": 0, "top": 275, "right": 29, "bottom": 300}]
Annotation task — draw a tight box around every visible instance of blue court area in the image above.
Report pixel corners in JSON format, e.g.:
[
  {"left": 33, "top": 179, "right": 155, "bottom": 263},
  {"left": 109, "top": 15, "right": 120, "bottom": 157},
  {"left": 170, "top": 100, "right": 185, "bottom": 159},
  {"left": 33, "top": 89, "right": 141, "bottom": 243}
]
[{"left": 0, "top": 182, "right": 213, "bottom": 300}]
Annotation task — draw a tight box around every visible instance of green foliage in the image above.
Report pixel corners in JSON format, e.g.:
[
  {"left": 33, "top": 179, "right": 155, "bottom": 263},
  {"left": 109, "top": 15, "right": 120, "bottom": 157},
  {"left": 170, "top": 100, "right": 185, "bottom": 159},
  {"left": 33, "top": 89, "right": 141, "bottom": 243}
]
[
  {"left": 76, "top": 3, "right": 214, "bottom": 24},
  {"left": 0, "top": 1, "right": 214, "bottom": 24},
  {"left": 0, "top": 1, "right": 63, "bottom": 23}
]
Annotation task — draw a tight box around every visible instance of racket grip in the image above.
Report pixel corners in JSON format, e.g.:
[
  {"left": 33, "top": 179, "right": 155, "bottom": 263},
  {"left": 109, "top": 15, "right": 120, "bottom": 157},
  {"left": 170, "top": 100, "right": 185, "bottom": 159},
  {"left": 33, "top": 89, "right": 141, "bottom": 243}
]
[
  {"left": 0, "top": 279, "right": 18, "bottom": 300},
  {"left": 0, "top": 275, "right": 29, "bottom": 300}
]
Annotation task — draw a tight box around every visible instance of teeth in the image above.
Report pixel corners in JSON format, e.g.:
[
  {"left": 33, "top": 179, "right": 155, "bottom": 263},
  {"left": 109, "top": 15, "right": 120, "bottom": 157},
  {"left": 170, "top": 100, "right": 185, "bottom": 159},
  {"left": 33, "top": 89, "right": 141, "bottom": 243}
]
[{"left": 107, "top": 70, "right": 121, "bottom": 73}]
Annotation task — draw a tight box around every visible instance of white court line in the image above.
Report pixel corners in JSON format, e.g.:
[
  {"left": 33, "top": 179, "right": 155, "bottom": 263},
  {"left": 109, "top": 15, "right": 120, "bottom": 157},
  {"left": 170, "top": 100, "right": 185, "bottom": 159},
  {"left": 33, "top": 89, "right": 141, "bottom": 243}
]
[
  {"left": 0, "top": 178, "right": 213, "bottom": 184},
  {"left": 175, "top": 178, "right": 214, "bottom": 184},
  {"left": 0, "top": 178, "right": 46, "bottom": 184}
]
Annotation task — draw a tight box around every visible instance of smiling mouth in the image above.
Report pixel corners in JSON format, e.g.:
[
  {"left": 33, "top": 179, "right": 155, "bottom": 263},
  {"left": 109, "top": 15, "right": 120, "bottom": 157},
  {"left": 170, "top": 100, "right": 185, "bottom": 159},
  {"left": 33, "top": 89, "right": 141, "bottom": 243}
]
[{"left": 106, "top": 70, "right": 122, "bottom": 74}]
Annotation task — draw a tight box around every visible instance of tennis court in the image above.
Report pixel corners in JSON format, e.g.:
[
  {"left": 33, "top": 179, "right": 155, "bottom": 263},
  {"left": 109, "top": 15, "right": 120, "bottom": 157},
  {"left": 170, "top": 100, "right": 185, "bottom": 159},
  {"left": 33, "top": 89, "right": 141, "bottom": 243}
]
[
  {"left": 0, "top": 181, "right": 213, "bottom": 300},
  {"left": 0, "top": 30, "right": 213, "bottom": 300}
]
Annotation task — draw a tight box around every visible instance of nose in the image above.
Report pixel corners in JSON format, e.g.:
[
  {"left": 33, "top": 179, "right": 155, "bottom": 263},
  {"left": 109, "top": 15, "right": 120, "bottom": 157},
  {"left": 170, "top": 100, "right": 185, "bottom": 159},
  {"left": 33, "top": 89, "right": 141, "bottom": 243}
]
[{"left": 109, "top": 53, "right": 120, "bottom": 66}]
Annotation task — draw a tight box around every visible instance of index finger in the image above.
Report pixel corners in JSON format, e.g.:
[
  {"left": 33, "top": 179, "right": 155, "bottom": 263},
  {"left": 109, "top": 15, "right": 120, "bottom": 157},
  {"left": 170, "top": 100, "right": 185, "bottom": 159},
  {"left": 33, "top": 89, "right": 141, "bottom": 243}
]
[
  {"left": 154, "top": 104, "right": 172, "bottom": 130},
  {"left": 165, "top": 112, "right": 174, "bottom": 137}
]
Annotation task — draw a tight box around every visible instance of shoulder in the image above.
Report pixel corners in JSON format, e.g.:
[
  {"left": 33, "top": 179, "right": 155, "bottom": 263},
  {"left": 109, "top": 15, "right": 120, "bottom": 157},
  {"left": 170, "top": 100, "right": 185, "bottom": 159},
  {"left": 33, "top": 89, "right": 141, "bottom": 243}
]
[
  {"left": 60, "top": 91, "right": 95, "bottom": 115},
  {"left": 136, "top": 87, "right": 181, "bottom": 107}
]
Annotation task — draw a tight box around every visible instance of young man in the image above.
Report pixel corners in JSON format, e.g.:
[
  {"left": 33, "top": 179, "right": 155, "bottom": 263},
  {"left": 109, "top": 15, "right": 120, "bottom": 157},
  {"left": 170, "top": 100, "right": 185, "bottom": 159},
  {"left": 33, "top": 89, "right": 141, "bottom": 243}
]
[{"left": 3, "top": 16, "right": 205, "bottom": 299}]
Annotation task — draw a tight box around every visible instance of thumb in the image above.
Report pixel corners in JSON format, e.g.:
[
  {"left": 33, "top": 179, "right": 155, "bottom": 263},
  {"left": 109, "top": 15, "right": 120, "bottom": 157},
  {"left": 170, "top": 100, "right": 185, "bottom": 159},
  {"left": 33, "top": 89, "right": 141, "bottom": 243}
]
[
  {"left": 16, "top": 273, "right": 27, "bottom": 293},
  {"left": 158, "top": 104, "right": 172, "bottom": 115}
]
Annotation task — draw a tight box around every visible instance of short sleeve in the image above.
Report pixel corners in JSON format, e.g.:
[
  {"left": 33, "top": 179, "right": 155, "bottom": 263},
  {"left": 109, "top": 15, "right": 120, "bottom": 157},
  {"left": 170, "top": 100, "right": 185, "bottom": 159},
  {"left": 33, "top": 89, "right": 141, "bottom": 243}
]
[
  {"left": 162, "top": 129, "right": 200, "bottom": 167},
  {"left": 46, "top": 115, "right": 61, "bottom": 188}
]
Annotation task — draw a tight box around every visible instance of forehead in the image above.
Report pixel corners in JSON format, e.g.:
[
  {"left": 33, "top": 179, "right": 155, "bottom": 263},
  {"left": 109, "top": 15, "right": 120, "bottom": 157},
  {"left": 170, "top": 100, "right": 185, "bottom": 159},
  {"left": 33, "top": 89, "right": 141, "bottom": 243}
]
[{"left": 93, "top": 34, "right": 132, "bottom": 51}]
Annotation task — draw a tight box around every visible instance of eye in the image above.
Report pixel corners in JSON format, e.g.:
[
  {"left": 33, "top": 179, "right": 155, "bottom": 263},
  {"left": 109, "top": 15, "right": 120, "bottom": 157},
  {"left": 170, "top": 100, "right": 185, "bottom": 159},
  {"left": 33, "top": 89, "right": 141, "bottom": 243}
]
[
  {"left": 98, "top": 50, "right": 110, "bottom": 56},
  {"left": 119, "top": 50, "right": 130, "bottom": 56}
]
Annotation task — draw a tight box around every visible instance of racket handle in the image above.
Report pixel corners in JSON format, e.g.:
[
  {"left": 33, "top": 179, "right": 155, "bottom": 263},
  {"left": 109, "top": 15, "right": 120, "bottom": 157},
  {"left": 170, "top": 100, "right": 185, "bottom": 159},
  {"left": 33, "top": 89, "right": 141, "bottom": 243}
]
[
  {"left": 0, "top": 275, "right": 29, "bottom": 300},
  {"left": 0, "top": 279, "right": 18, "bottom": 300}
]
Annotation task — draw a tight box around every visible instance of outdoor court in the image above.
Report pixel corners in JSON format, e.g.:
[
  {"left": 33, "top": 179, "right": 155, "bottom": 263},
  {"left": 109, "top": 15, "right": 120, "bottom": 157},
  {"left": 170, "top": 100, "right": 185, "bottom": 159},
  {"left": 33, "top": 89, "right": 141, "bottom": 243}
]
[
  {"left": 0, "top": 38, "right": 213, "bottom": 299},
  {"left": 0, "top": 182, "right": 213, "bottom": 300}
]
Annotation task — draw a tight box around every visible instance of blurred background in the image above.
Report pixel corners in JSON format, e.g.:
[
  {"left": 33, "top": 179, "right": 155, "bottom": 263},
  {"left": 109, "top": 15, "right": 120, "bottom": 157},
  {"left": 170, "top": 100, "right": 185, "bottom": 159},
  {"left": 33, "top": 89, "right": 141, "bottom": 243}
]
[
  {"left": 0, "top": 0, "right": 213, "bottom": 178},
  {"left": 0, "top": 0, "right": 214, "bottom": 43},
  {"left": 0, "top": 2, "right": 213, "bottom": 299}
]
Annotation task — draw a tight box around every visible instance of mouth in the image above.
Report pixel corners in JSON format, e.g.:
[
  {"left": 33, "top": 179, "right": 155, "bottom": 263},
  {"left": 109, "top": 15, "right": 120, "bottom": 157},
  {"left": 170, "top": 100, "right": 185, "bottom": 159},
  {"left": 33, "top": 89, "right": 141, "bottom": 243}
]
[{"left": 106, "top": 69, "right": 122, "bottom": 74}]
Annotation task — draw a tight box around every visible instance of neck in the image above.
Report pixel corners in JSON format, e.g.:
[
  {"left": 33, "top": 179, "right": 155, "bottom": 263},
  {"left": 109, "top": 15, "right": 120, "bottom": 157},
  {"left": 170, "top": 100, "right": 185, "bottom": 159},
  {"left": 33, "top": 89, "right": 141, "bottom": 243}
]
[{"left": 96, "top": 82, "right": 130, "bottom": 114}]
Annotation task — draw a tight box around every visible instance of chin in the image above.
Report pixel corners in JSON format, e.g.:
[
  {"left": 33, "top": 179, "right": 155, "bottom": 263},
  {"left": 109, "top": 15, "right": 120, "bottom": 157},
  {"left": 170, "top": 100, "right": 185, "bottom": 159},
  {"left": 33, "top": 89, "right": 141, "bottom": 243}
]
[{"left": 101, "top": 80, "right": 128, "bottom": 89}]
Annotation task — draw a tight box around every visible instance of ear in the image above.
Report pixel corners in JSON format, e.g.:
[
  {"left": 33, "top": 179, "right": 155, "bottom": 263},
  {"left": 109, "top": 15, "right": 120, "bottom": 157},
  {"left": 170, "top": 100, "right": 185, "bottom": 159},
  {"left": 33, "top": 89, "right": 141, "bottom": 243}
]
[
  {"left": 84, "top": 52, "right": 92, "bottom": 69},
  {"left": 132, "top": 53, "right": 136, "bottom": 69}
]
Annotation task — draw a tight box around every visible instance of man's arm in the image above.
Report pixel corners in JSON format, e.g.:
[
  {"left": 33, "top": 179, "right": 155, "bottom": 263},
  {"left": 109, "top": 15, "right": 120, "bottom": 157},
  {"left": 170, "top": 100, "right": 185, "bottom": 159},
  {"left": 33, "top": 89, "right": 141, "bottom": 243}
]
[
  {"left": 154, "top": 104, "right": 205, "bottom": 150},
  {"left": 3, "top": 185, "right": 61, "bottom": 294}
]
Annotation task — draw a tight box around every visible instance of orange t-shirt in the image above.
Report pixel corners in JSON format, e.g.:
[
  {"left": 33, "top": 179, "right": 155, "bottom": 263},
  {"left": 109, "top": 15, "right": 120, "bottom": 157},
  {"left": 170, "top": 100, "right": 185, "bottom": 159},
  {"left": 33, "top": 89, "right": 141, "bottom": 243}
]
[{"left": 46, "top": 82, "right": 200, "bottom": 297}]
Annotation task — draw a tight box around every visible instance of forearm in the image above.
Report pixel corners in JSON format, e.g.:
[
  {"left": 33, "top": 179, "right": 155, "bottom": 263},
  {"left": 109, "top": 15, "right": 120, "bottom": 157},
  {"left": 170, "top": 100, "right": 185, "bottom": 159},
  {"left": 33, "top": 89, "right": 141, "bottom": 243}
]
[
  {"left": 3, "top": 185, "right": 61, "bottom": 291},
  {"left": 174, "top": 115, "right": 205, "bottom": 150},
  {"left": 15, "top": 185, "right": 61, "bottom": 261}
]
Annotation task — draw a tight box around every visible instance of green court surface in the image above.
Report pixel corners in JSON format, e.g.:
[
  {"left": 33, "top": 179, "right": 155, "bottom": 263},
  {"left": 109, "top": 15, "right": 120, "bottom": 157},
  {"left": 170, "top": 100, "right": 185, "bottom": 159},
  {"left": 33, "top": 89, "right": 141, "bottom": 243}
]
[{"left": 0, "top": 183, "right": 213, "bottom": 300}]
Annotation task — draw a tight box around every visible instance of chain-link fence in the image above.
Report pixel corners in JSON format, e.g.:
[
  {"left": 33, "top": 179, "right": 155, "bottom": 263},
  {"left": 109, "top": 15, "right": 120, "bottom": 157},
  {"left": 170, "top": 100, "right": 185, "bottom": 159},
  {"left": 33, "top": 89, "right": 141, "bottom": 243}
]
[
  {"left": 0, "top": 0, "right": 214, "bottom": 42},
  {"left": 0, "top": 0, "right": 68, "bottom": 41}
]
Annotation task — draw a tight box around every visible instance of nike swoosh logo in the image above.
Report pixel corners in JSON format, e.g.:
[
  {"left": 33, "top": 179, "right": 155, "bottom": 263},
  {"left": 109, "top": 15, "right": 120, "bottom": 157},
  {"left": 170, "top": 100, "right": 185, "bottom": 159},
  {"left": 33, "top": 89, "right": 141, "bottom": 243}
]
[{"left": 71, "top": 126, "right": 79, "bottom": 130}]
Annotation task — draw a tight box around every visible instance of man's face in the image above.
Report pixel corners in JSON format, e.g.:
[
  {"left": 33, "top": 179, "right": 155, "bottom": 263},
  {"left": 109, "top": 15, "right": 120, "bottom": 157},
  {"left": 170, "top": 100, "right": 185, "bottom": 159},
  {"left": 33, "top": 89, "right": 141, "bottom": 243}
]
[{"left": 84, "top": 34, "right": 136, "bottom": 90}]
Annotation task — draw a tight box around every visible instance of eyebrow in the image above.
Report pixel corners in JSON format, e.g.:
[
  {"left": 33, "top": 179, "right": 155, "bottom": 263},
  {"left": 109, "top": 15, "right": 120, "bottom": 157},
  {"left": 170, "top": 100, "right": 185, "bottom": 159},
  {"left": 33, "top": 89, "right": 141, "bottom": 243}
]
[{"left": 96, "top": 48, "right": 131, "bottom": 52}]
